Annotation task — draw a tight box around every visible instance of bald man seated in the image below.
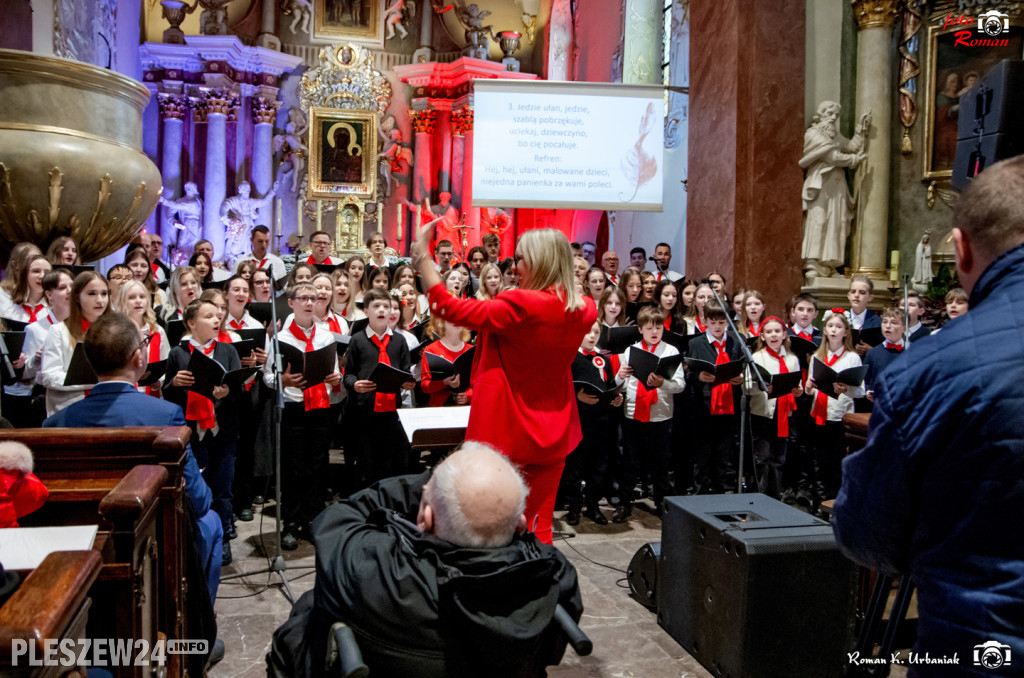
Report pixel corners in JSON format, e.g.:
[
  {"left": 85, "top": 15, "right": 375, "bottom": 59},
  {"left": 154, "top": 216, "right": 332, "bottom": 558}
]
[{"left": 268, "top": 442, "right": 583, "bottom": 678}]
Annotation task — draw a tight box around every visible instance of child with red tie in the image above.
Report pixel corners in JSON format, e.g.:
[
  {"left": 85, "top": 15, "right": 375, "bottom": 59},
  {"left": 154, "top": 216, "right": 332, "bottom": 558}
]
[
  {"left": 684, "top": 300, "right": 744, "bottom": 495},
  {"left": 739, "top": 290, "right": 767, "bottom": 339},
  {"left": 863, "top": 307, "right": 906, "bottom": 406},
  {"left": 164, "top": 299, "right": 242, "bottom": 564},
  {"left": 749, "top": 317, "right": 802, "bottom": 499},
  {"left": 420, "top": 314, "right": 472, "bottom": 407},
  {"left": 784, "top": 292, "right": 822, "bottom": 505},
  {"left": 563, "top": 321, "right": 623, "bottom": 526},
  {"left": 262, "top": 283, "right": 342, "bottom": 549},
  {"left": 803, "top": 308, "right": 863, "bottom": 513},
  {"left": 343, "top": 288, "right": 415, "bottom": 491},
  {"left": 614, "top": 306, "right": 686, "bottom": 521},
  {"left": 682, "top": 283, "right": 714, "bottom": 335}
]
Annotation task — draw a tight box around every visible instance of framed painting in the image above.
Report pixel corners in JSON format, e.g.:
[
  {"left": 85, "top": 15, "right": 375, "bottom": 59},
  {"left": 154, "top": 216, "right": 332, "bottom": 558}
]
[
  {"left": 313, "top": 0, "right": 383, "bottom": 46},
  {"left": 922, "top": 17, "right": 1024, "bottom": 179},
  {"left": 307, "top": 107, "right": 378, "bottom": 201}
]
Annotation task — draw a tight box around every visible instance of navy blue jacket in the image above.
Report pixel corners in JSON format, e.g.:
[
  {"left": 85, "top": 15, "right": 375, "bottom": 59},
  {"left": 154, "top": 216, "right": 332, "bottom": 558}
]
[{"left": 833, "top": 242, "right": 1024, "bottom": 674}]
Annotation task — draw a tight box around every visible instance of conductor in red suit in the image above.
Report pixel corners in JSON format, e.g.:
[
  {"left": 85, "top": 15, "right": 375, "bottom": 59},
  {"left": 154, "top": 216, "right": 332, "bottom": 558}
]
[{"left": 412, "top": 212, "right": 597, "bottom": 543}]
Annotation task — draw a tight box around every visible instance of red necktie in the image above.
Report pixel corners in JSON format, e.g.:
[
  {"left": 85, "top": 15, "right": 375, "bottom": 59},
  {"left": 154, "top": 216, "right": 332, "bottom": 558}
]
[
  {"left": 710, "top": 340, "right": 734, "bottom": 415},
  {"left": 765, "top": 346, "right": 795, "bottom": 437},
  {"left": 287, "top": 322, "right": 330, "bottom": 411},
  {"left": 229, "top": 317, "right": 245, "bottom": 330},
  {"left": 695, "top": 316, "right": 707, "bottom": 333},
  {"left": 656, "top": 272, "right": 663, "bottom": 282},
  {"left": 811, "top": 349, "right": 844, "bottom": 426},
  {"left": 184, "top": 342, "right": 217, "bottom": 429},
  {"left": 633, "top": 341, "right": 661, "bottom": 422},
  {"left": 885, "top": 342, "right": 903, "bottom": 352},
  {"left": 371, "top": 334, "right": 397, "bottom": 413},
  {"left": 748, "top": 320, "right": 765, "bottom": 337},
  {"left": 663, "top": 316, "right": 672, "bottom": 331},
  {"left": 21, "top": 304, "right": 44, "bottom": 323},
  {"left": 145, "top": 330, "right": 162, "bottom": 398},
  {"left": 326, "top": 314, "right": 342, "bottom": 334},
  {"left": 798, "top": 330, "right": 812, "bottom": 341},
  {"left": 81, "top": 319, "right": 91, "bottom": 333},
  {"left": 217, "top": 330, "right": 233, "bottom": 344},
  {"left": 258, "top": 258, "right": 268, "bottom": 269}
]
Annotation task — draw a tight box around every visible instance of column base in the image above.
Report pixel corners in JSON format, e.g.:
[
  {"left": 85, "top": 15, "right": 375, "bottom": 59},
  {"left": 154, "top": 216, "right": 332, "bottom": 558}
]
[
  {"left": 413, "top": 47, "right": 432, "bottom": 64},
  {"left": 256, "top": 33, "right": 281, "bottom": 51},
  {"left": 501, "top": 57, "right": 521, "bottom": 72}
]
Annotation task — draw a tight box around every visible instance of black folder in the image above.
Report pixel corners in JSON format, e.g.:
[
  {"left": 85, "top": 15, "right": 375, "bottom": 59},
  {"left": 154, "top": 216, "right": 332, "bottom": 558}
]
[
  {"left": 348, "top": 317, "right": 369, "bottom": 337},
  {"left": 629, "top": 349, "right": 683, "bottom": 385},
  {"left": 852, "top": 327, "right": 884, "bottom": 348},
  {"left": 573, "top": 379, "right": 621, "bottom": 405},
  {"left": 787, "top": 335, "right": 819, "bottom": 356},
  {"left": 278, "top": 343, "right": 336, "bottom": 387},
  {"left": 662, "top": 329, "right": 691, "bottom": 352},
  {"left": 597, "top": 325, "right": 641, "bottom": 354},
  {"left": 683, "top": 357, "right": 746, "bottom": 385},
  {"left": 1, "top": 318, "right": 28, "bottom": 333},
  {"left": 247, "top": 303, "right": 273, "bottom": 326},
  {"left": 137, "top": 359, "right": 167, "bottom": 387},
  {"left": 235, "top": 328, "right": 266, "bottom": 351},
  {"left": 200, "top": 280, "right": 225, "bottom": 291},
  {"left": 810, "top": 357, "right": 867, "bottom": 399},
  {"left": 63, "top": 343, "right": 98, "bottom": 387},
  {"left": 229, "top": 339, "right": 256, "bottom": 361},
  {"left": 0, "top": 331, "right": 26, "bottom": 359},
  {"left": 367, "top": 362, "right": 414, "bottom": 394},
  {"left": 184, "top": 348, "right": 259, "bottom": 399},
  {"left": 752, "top": 365, "right": 803, "bottom": 399},
  {"left": 165, "top": 319, "right": 186, "bottom": 348},
  {"left": 313, "top": 262, "right": 342, "bottom": 275},
  {"left": 424, "top": 346, "right": 475, "bottom": 390}
]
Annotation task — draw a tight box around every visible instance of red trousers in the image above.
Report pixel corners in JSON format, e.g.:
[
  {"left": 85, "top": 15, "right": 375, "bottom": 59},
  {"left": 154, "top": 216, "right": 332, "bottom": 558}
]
[{"left": 519, "top": 461, "right": 566, "bottom": 545}]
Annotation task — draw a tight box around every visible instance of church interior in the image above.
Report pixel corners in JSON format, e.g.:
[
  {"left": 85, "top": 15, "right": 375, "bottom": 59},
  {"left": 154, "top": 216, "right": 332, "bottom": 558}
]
[{"left": 0, "top": 0, "right": 1013, "bottom": 675}]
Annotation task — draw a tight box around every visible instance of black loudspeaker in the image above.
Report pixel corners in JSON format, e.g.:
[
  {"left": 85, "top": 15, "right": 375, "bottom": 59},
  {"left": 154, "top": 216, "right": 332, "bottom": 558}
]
[
  {"left": 657, "top": 495, "right": 857, "bottom": 678},
  {"left": 627, "top": 542, "right": 661, "bottom": 610},
  {"left": 953, "top": 60, "right": 1024, "bottom": 191}
]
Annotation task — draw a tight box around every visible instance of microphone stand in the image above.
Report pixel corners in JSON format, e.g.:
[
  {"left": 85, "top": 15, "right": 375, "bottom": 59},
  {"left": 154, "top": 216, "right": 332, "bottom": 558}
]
[
  {"left": 707, "top": 284, "right": 768, "bottom": 494},
  {"left": 902, "top": 275, "right": 911, "bottom": 346},
  {"left": 220, "top": 294, "right": 300, "bottom": 604}
]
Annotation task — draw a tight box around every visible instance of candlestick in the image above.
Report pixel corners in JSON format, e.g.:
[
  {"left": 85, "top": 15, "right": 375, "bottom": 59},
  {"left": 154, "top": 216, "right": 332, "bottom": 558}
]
[
  {"left": 296, "top": 197, "right": 303, "bottom": 237},
  {"left": 396, "top": 203, "right": 403, "bottom": 241},
  {"left": 276, "top": 198, "right": 282, "bottom": 236},
  {"left": 316, "top": 199, "right": 322, "bottom": 235}
]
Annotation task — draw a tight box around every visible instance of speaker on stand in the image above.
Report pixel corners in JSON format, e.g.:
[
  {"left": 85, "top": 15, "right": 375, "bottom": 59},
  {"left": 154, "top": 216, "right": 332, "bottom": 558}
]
[{"left": 952, "top": 59, "right": 1024, "bottom": 191}]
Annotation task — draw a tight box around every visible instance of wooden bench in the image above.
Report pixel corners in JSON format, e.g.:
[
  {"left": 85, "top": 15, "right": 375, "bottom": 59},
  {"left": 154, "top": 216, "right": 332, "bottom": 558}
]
[
  {"left": 0, "top": 428, "right": 191, "bottom": 677},
  {"left": 0, "top": 550, "right": 103, "bottom": 677}
]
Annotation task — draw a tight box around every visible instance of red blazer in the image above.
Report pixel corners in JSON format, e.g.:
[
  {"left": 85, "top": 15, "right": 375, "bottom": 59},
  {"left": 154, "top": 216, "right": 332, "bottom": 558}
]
[{"left": 426, "top": 284, "right": 598, "bottom": 467}]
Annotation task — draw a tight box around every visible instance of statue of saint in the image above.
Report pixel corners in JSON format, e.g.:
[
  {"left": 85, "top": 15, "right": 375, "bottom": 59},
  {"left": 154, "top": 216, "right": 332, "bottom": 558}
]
[
  {"left": 158, "top": 182, "right": 203, "bottom": 260},
  {"left": 220, "top": 180, "right": 279, "bottom": 267},
  {"left": 912, "top": 232, "right": 933, "bottom": 291},
  {"left": 274, "top": 120, "right": 309, "bottom": 194},
  {"left": 800, "top": 101, "right": 870, "bottom": 279},
  {"left": 376, "top": 115, "right": 412, "bottom": 197},
  {"left": 404, "top": 192, "right": 461, "bottom": 249}
]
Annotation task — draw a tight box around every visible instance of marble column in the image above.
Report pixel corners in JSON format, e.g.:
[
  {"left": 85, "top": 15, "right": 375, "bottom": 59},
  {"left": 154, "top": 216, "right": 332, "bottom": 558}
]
[
  {"left": 461, "top": 109, "right": 479, "bottom": 248},
  {"left": 686, "top": 0, "right": 806, "bottom": 309},
  {"left": 546, "top": 0, "right": 572, "bottom": 81},
  {"left": 622, "top": 0, "right": 660, "bottom": 85},
  {"left": 252, "top": 96, "right": 278, "bottom": 228},
  {"left": 410, "top": 109, "right": 436, "bottom": 203},
  {"left": 436, "top": 106, "right": 452, "bottom": 193},
  {"left": 158, "top": 93, "right": 187, "bottom": 247},
  {"left": 256, "top": 0, "right": 281, "bottom": 50},
  {"left": 413, "top": 0, "right": 433, "bottom": 63},
  {"left": 850, "top": 0, "right": 899, "bottom": 277},
  {"left": 451, "top": 111, "right": 465, "bottom": 209},
  {"left": 203, "top": 91, "right": 230, "bottom": 261}
]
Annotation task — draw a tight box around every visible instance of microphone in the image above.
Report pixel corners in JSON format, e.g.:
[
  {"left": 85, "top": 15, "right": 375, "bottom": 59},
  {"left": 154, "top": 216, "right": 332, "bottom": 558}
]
[
  {"left": 648, "top": 256, "right": 659, "bottom": 262},
  {"left": 700, "top": 278, "right": 713, "bottom": 285}
]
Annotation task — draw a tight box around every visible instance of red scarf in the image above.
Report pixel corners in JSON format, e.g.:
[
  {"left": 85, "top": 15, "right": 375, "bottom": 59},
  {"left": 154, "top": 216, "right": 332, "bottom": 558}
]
[
  {"left": 184, "top": 341, "right": 217, "bottom": 429},
  {"left": 663, "top": 315, "right": 672, "bottom": 332},
  {"left": 287, "top": 322, "right": 330, "bottom": 411},
  {"left": 217, "top": 329, "right": 233, "bottom": 344},
  {"left": 21, "top": 303, "right": 44, "bottom": 323},
  {"left": 306, "top": 255, "right": 327, "bottom": 266},
  {"left": 765, "top": 346, "right": 795, "bottom": 437},
  {"left": 633, "top": 341, "right": 661, "bottom": 422},
  {"left": 811, "top": 349, "right": 844, "bottom": 426},
  {"left": 228, "top": 316, "right": 246, "bottom": 330},
  {"left": 145, "top": 330, "right": 162, "bottom": 398},
  {"left": 710, "top": 339, "right": 734, "bottom": 415},
  {"left": 325, "top": 313, "right": 342, "bottom": 334},
  {"left": 747, "top": 319, "right": 765, "bottom": 336},
  {"left": 150, "top": 262, "right": 159, "bottom": 276},
  {"left": 371, "top": 333, "right": 397, "bottom": 413},
  {"left": 257, "top": 258, "right": 268, "bottom": 269},
  {"left": 81, "top": 318, "right": 91, "bottom": 333},
  {"left": 694, "top": 315, "right": 707, "bottom": 333}
]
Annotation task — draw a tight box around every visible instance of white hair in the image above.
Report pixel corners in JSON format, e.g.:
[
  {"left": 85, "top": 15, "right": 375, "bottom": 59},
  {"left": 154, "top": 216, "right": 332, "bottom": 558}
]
[{"left": 429, "top": 442, "right": 528, "bottom": 548}]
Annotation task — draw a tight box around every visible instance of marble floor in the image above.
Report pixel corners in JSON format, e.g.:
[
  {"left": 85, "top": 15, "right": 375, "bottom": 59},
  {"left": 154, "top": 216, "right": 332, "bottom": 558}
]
[{"left": 209, "top": 494, "right": 712, "bottom": 678}]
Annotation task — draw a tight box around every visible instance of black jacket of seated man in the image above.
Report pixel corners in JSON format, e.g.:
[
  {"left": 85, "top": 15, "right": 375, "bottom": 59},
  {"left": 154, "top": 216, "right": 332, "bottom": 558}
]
[{"left": 268, "top": 471, "right": 583, "bottom": 678}]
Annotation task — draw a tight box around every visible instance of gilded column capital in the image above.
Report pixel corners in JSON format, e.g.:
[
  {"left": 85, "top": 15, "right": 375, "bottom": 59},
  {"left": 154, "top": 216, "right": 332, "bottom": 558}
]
[
  {"left": 450, "top": 107, "right": 474, "bottom": 137},
  {"left": 852, "top": 0, "right": 902, "bottom": 30},
  {"left": 251, "top": 96, "right": 280, "bottom": 125},
  {"left": 187, "top": 95, "right": 208, "bottom": 123},
  {"left": 157, "top": 93, "right": 188, "bottom": 121},
  {"left": 202, "top": 88, "right": 240, "bottom": 120},
  {"left": 410, "top": 109, "right": 437, "bottom": 134}
]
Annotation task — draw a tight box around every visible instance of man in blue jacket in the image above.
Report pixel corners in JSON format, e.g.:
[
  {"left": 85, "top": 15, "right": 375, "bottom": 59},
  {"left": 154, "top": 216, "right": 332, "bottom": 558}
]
[
  {"left": 43, "top": 312, "right": 224, "bottom": 667},
  {"left": 833, "top": 156, "right": 1024, "bottom": 675}
]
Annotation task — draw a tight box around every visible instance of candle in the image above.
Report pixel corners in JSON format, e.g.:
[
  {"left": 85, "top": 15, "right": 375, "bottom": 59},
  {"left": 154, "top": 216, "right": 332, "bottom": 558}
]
[
  {"left": 276, "top": 198, "right": 282, "bottom": 236},
  {"left": 316, "top": 199, "right": 322, "bottom": 235},
  {"left": 396, "top": 203, "right": 403, "bottom": 241},
  {"left": 890, "top": 250, "right": 899, "bottom": 268},
  {"left": 296, "top": 198, "right": 303, "bottom": 237}
]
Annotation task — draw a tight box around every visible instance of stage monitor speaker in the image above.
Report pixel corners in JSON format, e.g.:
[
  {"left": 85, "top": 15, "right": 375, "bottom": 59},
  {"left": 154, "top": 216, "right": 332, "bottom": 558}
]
[
  {"left": 658, "top": 494, "right": 857, "bottom": 678},
  {"left": 627, "top": 542, "right": 660, "bottom": 610},
  {"left": 953, "top": 60, "right": 1024, "bottom": 191}
]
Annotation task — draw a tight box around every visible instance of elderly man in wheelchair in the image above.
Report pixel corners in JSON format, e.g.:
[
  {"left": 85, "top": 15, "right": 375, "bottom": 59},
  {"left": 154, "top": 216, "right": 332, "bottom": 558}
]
[{"left": 268, "top": 442, "right": 585, "bottom": 677}]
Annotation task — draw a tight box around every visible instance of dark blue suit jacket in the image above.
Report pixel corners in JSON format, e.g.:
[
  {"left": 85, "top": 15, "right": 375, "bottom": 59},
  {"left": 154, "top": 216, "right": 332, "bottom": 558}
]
[
  {"left": 857, "top": 309, "right": 882, "bottom": 330},
  {"left": 43, "top": 381, "right": 211, "bottom": 516}
]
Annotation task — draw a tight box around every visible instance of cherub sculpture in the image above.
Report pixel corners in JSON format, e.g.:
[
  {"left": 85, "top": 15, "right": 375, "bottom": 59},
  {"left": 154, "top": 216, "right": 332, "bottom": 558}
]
[
  {"left": 376, "top": 114, "right": 412, "bottom": 197},
  {"left": 273, "top": 117, "right": 309, "bottom": 194}
]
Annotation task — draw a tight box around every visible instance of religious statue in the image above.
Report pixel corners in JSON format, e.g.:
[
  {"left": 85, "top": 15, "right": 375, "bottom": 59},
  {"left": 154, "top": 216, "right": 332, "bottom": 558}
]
[
  {"left": 453, "top": 1, "right": 494, "bottom": 59},
  {"left": 481, "top": 207, "right": 512, "bottom": 236},
  {"left": 273, "top": 119, "right": 308, "bottom": 194},
  {"left": 158, "top": 182, "right": 203, "bottom": 262},
  {"left": 800, "top": 101, "right": 871, "bottom": 280},
  {"left": 220, "top": 180, "right": 279, "bottom": 267},
  {"left": 912, "top": 232, "right": 933, "bottom": 292},
  {"left": 383, "top": 0, "right": 411, "bottom": 39},
  {"left": 281, "top": 0, "right": 312, "bottom": 34},
  {"left": 376, "top": 115, "right": 412, "bottom": 197},
  {"left": 198, "top": 0, "right": 232, "bottom": 35},
  {"left": 403, "top": 192, "right": 460, "bottom": 248}
]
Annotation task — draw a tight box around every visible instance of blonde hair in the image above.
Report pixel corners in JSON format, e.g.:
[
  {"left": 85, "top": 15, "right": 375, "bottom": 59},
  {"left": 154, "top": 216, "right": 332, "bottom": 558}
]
[
  {"left": 475, "top": 262, "right": 505, "bottom": 300},
  {"left": 115, "top": 280, "right": 159, "bottom": 334},
  {"left": 739, "top": 289, "right": 766, "bottom": 337},
  {"left": 330, "top": 268, "right": 358, "bottom": 318},
  {"left": 515, "top": 229, "right": 584, "bottom": 312},
  {"left": 427, "top": 313, "right": 470, "bottom": 344},
  {"left": 815, "top": 310, "right": 854, "bottom": 360}
]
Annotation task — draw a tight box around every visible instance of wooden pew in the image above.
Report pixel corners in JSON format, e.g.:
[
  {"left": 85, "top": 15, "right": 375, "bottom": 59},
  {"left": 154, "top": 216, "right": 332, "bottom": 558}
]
[
  {"left": 0, "top": 550, "right": 103, "bottom": 677},
  {"left": 0, "top": 428, "right": 191, "bottom": 677},
  {"left": 842, "top": 412, "right": 870, "bottom": 453}
]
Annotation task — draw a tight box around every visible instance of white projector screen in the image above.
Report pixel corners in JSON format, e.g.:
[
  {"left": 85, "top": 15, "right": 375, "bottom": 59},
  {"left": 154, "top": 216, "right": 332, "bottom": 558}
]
[{"left": 472, "top": 80, "right": 664, "bottom": 212}]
